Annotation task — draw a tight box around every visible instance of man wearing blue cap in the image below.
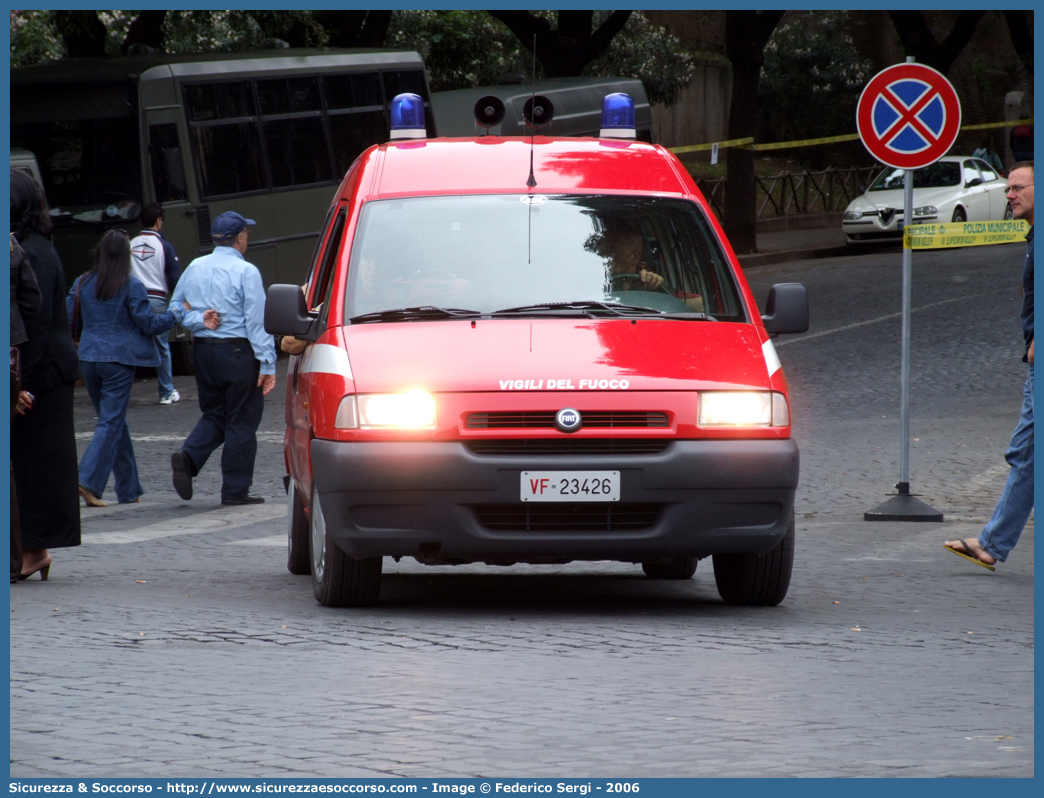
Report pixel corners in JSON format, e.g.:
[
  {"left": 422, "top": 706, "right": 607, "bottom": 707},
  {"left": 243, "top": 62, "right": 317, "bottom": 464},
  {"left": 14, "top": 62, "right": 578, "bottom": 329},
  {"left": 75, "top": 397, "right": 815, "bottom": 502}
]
[{"left": 168, "top": 211, "right": 276, "bottom": 505}]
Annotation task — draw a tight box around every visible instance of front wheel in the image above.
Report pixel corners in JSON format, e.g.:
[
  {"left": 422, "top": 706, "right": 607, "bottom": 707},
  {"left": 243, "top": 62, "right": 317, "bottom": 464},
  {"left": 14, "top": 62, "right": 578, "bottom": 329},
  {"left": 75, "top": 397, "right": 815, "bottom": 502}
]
[
  {"left": 310, "top": 488, "right": 382, "bottom": 607},
  {"left": 951, "top": 207, "right": 967, "bottom": 223},
  {"left": 1005, "top": 203, "right": 1014, "bottom": 220},
  {"left": 286, "top": 479, "right": 310, "bottom": 575},
  {"left": 642, "top": 557, "right": 697, "bottom": 580},
  {"left": 712, "top": 515, "right": 794, "bottom": 606}
]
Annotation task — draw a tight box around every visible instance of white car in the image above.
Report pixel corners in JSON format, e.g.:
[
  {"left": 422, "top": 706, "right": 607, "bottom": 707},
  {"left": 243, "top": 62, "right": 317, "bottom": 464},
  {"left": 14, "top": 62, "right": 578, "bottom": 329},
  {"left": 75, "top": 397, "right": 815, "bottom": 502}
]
[{"left": 843, "top": 155, "right": 1011, "bottom": 245}]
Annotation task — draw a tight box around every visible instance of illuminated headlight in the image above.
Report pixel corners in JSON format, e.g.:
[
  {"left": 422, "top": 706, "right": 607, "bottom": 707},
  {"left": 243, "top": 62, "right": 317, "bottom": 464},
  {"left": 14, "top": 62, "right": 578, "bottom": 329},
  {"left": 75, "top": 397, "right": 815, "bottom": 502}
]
[
  {"left": 912, "top": 205, "right": 938, "bottom": 217},
  {"left": 357, "top": 391, "right": 436, "bottom": 429},
  {"left": 843, "top": 210, "right": 865, "bottom": 221},
  {"left": 698, "top": 392, "right": 790, "bottom": 427}
]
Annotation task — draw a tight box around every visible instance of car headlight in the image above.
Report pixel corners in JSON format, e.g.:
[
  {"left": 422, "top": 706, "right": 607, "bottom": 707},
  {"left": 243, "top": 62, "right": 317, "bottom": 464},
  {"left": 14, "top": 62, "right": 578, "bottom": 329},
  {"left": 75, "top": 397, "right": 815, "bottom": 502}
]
[
  {"left": 698, "top": 391, "right": 789, "bottom": 427},
  {"left": 356, "top": 391, "right": 436, "bottom": 429},
  {"left": 843, "top": 211, "right": 865, "bottom": 221},
  {"left": 912, "top": 205, "right": 938, "bottom": 217}
]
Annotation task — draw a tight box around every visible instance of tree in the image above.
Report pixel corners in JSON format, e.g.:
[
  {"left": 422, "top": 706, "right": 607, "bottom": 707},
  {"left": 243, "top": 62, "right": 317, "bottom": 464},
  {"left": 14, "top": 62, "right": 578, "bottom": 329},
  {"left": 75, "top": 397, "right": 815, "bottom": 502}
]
[
  {"left": 723, "top": 10, "right": 785, "bottom": 254},
  {"left": 488, "top": 10, "right": 632, "bottom": 77},
  {"left": 389, "top": 11, "right": 695, "bottom": 105},
  {"left": 1002, "top": 10, "right": 1033, "bottom": 72},
  {"left": 759, "top": 12, "right": 872, "bottom": 146},
  {"left": 122, "top": 11, "right": 167, "bottom": 54},
  {"left": 53, "top": 10, "right": 107, "bottom": 58},
  {"left": 887, "top": 11, "right": 987, "bottom": 74}
]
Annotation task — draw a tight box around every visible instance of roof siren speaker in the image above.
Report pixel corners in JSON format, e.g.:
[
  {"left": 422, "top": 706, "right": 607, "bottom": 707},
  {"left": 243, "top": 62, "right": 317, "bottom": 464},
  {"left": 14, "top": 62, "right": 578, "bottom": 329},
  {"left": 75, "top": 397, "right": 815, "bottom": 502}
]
[
  {"left": 390, "top": 93, "right": 427, "bottom": 140},
  {"left": 600, "top": 93, "right": 636, "bottom": 139},
  {"left": 473, "top": 95, "right": 506, "bottom": 128},
  {"left": 523, "top": 95, "right": 555, "bottom": 129}
]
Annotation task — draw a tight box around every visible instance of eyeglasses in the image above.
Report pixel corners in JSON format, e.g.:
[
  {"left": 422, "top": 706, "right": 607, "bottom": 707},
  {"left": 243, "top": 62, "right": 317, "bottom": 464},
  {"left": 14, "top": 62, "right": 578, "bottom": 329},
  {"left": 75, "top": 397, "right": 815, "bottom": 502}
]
[{"left": 1006, "top": 184, "right": 1033, "bottom": 194}]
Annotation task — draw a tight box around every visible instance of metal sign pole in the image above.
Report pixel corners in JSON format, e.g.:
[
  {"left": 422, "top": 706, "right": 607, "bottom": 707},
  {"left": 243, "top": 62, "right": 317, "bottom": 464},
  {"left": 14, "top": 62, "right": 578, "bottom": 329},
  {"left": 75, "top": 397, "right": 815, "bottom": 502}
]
[
  {"left": 864, "top": 56, "right": 943, "bottom": 521},
  {"left": 899, "top": 168, "right": 913, "bottom": 490}
]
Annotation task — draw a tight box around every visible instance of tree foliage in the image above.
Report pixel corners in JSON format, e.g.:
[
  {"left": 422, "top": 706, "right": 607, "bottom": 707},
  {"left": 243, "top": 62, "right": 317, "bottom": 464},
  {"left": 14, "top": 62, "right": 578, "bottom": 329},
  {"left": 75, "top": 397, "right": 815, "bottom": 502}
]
[
  {"left": 10, "top": 9, "right": 695, "bottom": 107},
  {"left": 887, "top": 11, "right": 986, "bottom": 75},
  {"left": 758, "top": 12, "right": 873, "bottom": 143},
  {"left": 386, "top": 10, "right": 530, "bottom": 92}
]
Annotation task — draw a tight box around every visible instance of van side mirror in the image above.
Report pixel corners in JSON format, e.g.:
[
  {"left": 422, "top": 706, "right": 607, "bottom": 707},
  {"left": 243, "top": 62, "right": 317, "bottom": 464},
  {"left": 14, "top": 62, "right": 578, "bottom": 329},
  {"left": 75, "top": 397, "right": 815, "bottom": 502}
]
[
  {"left": 761, "top": 283, "right": 808, "bottom": 335},
  {"left": 265, "top": 284, "right": 320, "bottom": 341}
]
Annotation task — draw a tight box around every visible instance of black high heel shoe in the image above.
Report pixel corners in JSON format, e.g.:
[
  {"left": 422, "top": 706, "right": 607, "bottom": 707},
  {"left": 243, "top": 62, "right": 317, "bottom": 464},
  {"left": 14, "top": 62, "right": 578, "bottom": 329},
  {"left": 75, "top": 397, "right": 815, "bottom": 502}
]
[{"left": 18, "top": 560, "right": 51, "bottom": 581}]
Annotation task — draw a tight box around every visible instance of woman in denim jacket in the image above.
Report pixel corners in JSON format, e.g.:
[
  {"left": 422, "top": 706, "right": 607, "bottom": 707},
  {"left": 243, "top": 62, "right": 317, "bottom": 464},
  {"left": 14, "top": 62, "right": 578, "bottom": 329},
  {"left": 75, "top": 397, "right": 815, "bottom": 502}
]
[{"left": 68, "top": 230, "right": 184, "bottom": 506}]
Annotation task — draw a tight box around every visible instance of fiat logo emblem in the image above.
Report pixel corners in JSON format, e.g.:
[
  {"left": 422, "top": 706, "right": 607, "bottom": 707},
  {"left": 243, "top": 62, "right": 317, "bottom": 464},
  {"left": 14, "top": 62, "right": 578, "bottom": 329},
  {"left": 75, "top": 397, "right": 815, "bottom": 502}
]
[{"left": 555, "top": 408, "right": 582, "bottom": 433}]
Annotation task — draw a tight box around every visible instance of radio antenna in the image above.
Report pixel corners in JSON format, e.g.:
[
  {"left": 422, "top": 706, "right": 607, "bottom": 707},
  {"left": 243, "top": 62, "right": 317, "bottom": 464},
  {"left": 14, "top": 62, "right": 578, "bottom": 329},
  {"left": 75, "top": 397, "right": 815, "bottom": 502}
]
[{"left": 526, "top": 34, "right": 537, "bottom": 188}]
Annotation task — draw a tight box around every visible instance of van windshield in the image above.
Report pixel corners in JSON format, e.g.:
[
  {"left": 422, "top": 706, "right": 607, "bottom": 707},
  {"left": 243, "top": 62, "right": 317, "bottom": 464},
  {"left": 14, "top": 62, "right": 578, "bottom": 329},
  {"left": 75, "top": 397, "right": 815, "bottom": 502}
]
[{"left": 345, "top": 195, "right": 744, "bottom": 321}]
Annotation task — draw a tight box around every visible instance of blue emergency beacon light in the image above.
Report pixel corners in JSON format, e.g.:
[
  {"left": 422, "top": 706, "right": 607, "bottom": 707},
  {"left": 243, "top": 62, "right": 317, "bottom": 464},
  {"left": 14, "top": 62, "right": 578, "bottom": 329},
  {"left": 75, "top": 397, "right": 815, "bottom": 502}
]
[
  {"left": 390, "top": 93, "right": 426, "bottom": 140},
  {"left": 600, "top": 93, "right": 636, "bottom": 139}
]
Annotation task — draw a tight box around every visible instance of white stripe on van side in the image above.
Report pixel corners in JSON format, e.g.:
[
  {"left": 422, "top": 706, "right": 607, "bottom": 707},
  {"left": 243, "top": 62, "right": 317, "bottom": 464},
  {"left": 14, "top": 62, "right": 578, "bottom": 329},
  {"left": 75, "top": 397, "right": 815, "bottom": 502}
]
[
  {"left": 762, "top": 339, "right": 781, "bottom": 377},
  {"left": 299, "top": 343, "right": 353, "bottom": 379}
]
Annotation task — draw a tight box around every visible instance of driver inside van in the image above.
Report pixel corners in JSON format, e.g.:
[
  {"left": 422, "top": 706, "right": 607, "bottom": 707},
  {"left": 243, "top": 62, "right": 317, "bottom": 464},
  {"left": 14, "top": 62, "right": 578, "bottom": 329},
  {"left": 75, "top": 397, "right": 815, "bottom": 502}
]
[{"left": 597, "top": 219, "right": 665, "bottom": 291}]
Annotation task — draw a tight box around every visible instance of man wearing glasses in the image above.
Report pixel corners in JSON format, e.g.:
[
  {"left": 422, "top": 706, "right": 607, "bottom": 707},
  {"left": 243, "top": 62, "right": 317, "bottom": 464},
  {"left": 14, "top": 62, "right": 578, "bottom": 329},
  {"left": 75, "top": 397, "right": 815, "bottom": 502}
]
[{"left": 946, "top": 161, "right": 1034, "bottom": 570}]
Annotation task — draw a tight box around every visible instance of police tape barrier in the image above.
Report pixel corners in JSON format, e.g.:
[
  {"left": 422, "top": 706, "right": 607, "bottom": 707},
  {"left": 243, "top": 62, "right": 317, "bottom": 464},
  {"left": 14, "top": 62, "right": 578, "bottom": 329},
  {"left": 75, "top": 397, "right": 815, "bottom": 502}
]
[
  {"left": 670, "top": 137, "right": 753, "bottom": 155},
  {"left": 903, "top": 219, "right": 1029, "bottom": 249},
  {"left": 959, "top": 117, "right": 1034, "bottom": 132},
  {"left": 747, "top": 134, "right": 860, "bottom": 151},
  {"left": 670, "top": 118, "right": 1033, "bottom": 156}
]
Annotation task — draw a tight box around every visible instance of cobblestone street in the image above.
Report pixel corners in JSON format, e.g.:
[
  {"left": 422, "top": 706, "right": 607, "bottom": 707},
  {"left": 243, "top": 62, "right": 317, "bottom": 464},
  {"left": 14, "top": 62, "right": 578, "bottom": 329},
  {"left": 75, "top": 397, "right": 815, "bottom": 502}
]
[{"left": 10, "top": 244, "right": 1033, "bottom": 777}]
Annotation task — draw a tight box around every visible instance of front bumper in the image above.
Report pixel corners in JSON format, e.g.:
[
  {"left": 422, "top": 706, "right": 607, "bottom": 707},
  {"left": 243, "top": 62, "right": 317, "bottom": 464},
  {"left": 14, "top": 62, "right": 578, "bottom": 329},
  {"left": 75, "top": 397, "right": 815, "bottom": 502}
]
[{"left": 310, "top": 438, "right": 799, "bottom": 563}]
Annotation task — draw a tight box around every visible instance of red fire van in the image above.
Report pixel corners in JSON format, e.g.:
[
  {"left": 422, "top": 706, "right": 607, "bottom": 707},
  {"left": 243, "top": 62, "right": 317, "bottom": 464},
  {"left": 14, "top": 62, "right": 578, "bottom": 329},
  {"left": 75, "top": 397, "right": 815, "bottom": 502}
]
[{"left": 265, "top": 93, "right": 809, "bottom": 608}]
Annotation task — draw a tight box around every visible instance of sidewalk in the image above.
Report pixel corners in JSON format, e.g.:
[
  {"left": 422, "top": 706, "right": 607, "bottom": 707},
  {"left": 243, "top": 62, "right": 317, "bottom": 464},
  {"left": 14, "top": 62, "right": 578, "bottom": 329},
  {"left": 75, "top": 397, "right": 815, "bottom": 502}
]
[{"left": 736, "top": 213, "right": 900, "bottom": 268}]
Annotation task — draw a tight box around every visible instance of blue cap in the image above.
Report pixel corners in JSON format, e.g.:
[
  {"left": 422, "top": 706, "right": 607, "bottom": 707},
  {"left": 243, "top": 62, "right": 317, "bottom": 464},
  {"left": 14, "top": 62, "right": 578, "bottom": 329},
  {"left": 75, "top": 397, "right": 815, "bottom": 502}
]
[{"left": 211, "top": 211, "right": 256, "bottom": 240}]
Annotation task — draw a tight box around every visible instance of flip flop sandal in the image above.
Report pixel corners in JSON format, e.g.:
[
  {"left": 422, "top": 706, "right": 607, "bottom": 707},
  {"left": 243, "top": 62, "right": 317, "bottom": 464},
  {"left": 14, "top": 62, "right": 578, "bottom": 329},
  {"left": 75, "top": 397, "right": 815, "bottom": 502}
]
[{"left": 944, "top": 540, "right": 996, "bottom": 571}]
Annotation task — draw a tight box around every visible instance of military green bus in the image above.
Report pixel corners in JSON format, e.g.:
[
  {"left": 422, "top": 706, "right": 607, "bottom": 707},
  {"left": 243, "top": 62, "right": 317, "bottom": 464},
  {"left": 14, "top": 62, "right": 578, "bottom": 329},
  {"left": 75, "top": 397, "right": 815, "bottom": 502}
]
[{"left": 11, "top": 49, "right": 434, "bottom": 290}]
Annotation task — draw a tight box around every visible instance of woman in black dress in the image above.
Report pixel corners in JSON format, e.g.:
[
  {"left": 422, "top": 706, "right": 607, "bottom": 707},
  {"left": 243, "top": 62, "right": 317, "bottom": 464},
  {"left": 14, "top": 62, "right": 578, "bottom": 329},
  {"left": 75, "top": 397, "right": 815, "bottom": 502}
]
[{"left": 10, "top": 169, "right": 81, "bottom": 579}]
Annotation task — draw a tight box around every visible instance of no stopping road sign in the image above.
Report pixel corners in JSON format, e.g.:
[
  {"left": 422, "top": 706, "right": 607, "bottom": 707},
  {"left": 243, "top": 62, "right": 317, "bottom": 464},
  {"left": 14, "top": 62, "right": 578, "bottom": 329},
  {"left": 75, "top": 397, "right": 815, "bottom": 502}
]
[{"left": 856, "top": 63, "right": 961, "bottom": 170}]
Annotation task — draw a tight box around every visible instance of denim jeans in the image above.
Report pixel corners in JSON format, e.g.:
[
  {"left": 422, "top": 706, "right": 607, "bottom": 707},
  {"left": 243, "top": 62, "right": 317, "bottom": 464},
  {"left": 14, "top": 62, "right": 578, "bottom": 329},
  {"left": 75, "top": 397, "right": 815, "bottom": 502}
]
[
  {"left": 979, "top": 363, "right": 1034, "bottom": 562},
  {"left": 79, "top": 360, "right": 143, "bottom": 503},
  {"left": 147, "top": 294, "right": 175, "bottom": 398}
]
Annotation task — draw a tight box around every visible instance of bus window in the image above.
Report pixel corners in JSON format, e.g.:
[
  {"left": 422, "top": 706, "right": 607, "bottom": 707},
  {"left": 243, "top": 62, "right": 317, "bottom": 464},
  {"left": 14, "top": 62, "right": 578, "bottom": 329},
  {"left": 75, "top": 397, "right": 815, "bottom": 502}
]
[
  {"left": 324, "top": 73, "right": 383, "bottom": 110},
  {"left": 328, "top": 111, "right": 388, "bottom": 176},
  {"left": 190, "top": 121, "right": 266, "bottom": 198},
  {"left": 184, "top": 81, "right": 255, "bottom": 122},
  {"left": 258, "top": 76, "right": 333, "bottom": 188},
  {"left": 148, "top": 124, "right": 187, "bottom": 202},
  {"left": 10, "top": 82, "right": 141, "bottom": 226},
  {"left": 382, "top": 70, "right": 429, "bottom": 101}
]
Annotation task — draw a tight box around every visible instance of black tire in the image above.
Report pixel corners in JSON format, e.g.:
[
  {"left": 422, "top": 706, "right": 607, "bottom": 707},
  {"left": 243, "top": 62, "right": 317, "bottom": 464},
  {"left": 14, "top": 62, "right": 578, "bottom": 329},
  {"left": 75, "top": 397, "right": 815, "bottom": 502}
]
[
  {"left": 286, "top": 479, "right": 310, "bottom": 575},
  {"left": 170, "top": 339, "right": 194, "bottom": 376},
  {"left": 642, "top": 557, "right": 697, "bottom": 580},
  {"left": 310, "top": 488, "right": 382, "bottom": 607},
  {"left": 1005, "top": 203, "right": 1014, "bottom": 220},
  {"left": 713, "top": 515, "right": 794, "bottom": 606},
  {"left": 951, "top": 207, "right": 967, "bottom": 223}
]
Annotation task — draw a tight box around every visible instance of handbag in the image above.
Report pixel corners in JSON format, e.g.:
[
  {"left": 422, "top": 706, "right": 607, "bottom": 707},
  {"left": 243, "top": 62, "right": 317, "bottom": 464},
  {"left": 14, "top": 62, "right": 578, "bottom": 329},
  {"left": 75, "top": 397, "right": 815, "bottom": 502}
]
[{"left": 70, "top": 276, "right": 83, "bottom": 345}]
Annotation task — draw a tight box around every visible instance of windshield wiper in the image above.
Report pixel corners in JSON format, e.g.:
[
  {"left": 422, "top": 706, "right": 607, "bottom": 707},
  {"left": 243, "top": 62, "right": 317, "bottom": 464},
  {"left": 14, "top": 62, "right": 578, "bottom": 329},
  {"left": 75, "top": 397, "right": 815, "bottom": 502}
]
[
  {"left": 348, "top": 306, "right": 482, "bottom": 324},
  {"left": 491, "top": 301, "right": 714, "bottom": 320}
]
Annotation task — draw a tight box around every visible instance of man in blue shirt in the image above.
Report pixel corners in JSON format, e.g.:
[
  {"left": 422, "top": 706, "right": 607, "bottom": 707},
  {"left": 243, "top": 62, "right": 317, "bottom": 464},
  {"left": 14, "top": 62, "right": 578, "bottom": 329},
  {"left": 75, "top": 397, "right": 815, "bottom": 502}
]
[
  {"left": 168, "top": 212, "right": 277, "bottom": 506},
  {"left": 946, "top": 161, "right": 1034, "bottom": 570}
]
